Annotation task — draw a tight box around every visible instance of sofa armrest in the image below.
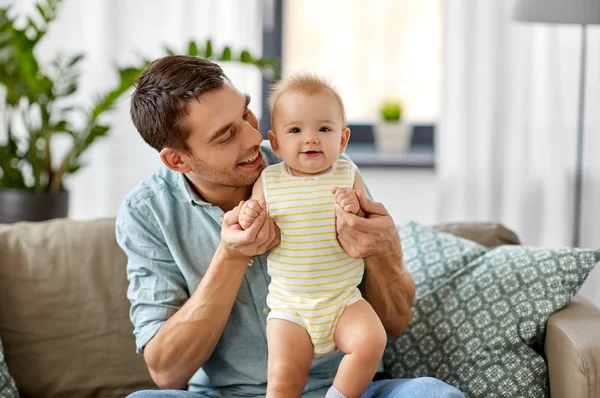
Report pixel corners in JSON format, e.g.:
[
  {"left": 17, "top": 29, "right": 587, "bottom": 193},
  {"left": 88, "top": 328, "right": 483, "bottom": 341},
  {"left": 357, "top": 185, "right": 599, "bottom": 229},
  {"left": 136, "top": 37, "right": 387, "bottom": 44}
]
[{"left": 546, "top": 295, "right": 600, "bottom": 398}]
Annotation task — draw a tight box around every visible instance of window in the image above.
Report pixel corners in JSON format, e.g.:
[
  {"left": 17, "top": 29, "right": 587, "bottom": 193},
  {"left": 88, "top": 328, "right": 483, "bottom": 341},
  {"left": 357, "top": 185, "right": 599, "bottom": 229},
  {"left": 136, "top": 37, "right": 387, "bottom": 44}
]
[{"left": 281, "top": 0, "right": 442, "bottom": 124}]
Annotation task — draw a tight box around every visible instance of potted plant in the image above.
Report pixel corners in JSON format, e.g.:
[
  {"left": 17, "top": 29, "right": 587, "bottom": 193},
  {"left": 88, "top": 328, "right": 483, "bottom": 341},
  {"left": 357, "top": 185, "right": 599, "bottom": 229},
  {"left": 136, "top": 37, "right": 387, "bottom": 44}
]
[
  {"left": 373, "top": 100, "right": 412, "bottom": 153},
  {"left": 0, "top": 0, "right": 278, "bottom": 223}
]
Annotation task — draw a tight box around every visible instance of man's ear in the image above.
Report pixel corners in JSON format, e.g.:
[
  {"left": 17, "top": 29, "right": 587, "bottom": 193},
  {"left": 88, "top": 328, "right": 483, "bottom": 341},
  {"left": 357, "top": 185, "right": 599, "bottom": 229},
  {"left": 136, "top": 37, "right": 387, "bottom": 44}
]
[
  {"left": 160, "top": 147, "right": 193, "bottom": 173},
  {"left": 339, "top": 127, "right": 351, "bottom": 153},
  {"left": 268, "top": 130, "right": 281, "bottom": 157}
]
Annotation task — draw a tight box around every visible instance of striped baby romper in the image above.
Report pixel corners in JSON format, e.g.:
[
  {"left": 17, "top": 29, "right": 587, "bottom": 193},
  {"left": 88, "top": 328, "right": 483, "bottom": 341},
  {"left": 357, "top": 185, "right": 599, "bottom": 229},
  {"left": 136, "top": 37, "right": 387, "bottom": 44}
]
[{"left": 262, "top": 159, "right": 364, "bottom": 356}]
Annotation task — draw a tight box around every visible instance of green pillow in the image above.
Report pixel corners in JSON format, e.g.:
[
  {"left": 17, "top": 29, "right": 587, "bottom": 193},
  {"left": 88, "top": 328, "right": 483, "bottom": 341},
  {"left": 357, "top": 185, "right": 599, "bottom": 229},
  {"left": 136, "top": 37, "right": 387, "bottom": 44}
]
[
  {"left": 386, "top": 224, "right": 600, "bottom": 397},
  {"left": 0, "top": 336, "right": 19, "bottom": 398}
]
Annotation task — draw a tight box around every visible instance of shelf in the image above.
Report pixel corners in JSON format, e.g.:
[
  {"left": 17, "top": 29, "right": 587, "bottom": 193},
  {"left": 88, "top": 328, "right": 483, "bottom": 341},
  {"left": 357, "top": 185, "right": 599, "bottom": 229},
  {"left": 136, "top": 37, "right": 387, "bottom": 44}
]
[{"left": 345, "top": 144, "right": 435, "bottom": 168}]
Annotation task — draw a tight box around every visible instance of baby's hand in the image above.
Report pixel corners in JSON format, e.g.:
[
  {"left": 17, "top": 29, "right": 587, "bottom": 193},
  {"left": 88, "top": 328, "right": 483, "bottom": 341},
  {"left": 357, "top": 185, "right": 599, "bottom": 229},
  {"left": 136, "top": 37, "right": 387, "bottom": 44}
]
[
  {"left": 332, "top": 187, "right": 364, "bottom": 217},
  {"left": 238, "top": 200, "right": 265, "bottom": 230}
]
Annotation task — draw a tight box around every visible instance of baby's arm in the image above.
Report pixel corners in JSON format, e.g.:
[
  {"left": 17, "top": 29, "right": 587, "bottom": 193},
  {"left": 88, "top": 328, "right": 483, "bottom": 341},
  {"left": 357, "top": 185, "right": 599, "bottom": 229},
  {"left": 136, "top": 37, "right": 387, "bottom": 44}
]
[
  {"left": 239, "top": 175, "right": 266, "bottom": 230},
  {"left": 333, "top": 171, "right": 366, "bottom": 217}
]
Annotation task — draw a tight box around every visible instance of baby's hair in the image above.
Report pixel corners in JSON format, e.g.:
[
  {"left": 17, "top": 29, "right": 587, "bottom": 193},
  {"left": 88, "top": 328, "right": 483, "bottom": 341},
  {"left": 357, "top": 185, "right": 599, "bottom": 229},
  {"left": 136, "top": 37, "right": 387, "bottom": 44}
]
[{"left": 268, "top": 73, "right": 347, "bottom": 126}]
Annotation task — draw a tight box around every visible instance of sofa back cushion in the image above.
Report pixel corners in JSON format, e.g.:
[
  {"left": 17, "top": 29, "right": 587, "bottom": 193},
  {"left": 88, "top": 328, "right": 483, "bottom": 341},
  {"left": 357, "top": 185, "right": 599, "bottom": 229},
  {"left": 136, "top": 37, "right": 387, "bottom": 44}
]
[{"left": 0, "top": 218, "right": 155, "bottom": 398}]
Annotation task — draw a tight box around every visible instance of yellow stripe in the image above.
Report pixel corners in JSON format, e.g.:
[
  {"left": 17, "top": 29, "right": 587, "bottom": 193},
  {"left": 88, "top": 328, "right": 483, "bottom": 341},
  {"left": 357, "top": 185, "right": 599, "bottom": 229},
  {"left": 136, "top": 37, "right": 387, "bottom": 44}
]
[
  {"left": 267, "top": 288, "right": 339, "bottom": 301},
  {"left": 273, "top": 281, "right": 362, "bottom": 295},
  {"left": 275, "top": 216, "right": 332, "bottom": 225},
  {"left": 268, "top": 189, "right": 332, "bottom": 199},
  {"left": 271, "top": 249, "right": 344, "bottom": 259},
  {"left": 272, "top": 262, "right": 363, "bottom": 281},
  {"left": 267, "top": 182, "right": 347, "bottom": 191},
  {"left": 278, "top": 245, "right": 340, "bottom": 252},
  {"left": 281, "top": 231, "right": 334, "bottom": 238},
  {"left": 270, "top": 270, "right": 362, "bottom": 288},
  {"left": 306, "top": 314, "right": 343, "bottom": 328},
  {"left": 270, "top": 202, "right": 332, "bottom": 211},
  {"left": 269, "top": 255, "right": 360, "bottom": 268},
  {"left": 279, "top": 238, "right": 335, "bottom": 245},
  {"left": 268, "top": 260, "right": 355, "bottom": 274},
  {"left": 266, "top": 304, "right": 340, "bottom": 322},
  {"left": 281, "top": 223, "right": 334, "bottom": 231},
  {"left": 269, "top": 291, "right": 351, "bottom": 308},
  {"left": 276, "top": 209, "right": 333, "bottom": 219},
  {"left": 272, "top": 195, "right": 333, "bottom": 204}
]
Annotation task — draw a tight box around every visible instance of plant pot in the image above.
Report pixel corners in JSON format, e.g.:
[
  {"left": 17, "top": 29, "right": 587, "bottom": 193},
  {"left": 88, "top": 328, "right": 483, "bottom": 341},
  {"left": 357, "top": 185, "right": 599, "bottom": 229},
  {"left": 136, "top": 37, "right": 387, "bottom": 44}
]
[
  {"left": 0, "top": 189, "right": 69, "bottom": 223},
  {"left": 373, "top": 122, "right": 413, "bottom": 153}
]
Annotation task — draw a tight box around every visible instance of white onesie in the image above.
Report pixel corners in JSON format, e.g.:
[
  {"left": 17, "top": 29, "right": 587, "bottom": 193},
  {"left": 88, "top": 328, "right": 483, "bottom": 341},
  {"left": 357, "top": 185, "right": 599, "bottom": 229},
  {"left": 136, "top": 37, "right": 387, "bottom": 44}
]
[{"left": 262, "top": 159, "right": 364, "bottom": 356}]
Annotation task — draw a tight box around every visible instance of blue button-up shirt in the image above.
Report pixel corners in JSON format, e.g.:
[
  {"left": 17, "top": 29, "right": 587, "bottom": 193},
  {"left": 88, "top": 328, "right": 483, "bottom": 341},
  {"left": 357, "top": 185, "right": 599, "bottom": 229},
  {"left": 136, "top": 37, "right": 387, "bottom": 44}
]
[{"left": 116, "top": 141, "right": 355, "bottom": 397}]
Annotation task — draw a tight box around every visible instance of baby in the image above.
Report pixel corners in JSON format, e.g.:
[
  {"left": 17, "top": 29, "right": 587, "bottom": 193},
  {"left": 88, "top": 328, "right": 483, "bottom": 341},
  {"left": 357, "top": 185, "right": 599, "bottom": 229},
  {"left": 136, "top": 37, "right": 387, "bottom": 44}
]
[{"left": 238, "top": 74, "right": 386, "bottom": 398}]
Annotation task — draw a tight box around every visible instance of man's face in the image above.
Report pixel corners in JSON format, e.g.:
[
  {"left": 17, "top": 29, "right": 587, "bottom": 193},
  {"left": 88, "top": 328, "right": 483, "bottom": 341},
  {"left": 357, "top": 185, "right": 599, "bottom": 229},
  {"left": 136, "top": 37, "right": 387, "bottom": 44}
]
[
  {"left": 269, "top": 90, "right": 349, "bottom": 176},
  {"left": 180, "top": 82, "right": 266, "bottom": 187}
]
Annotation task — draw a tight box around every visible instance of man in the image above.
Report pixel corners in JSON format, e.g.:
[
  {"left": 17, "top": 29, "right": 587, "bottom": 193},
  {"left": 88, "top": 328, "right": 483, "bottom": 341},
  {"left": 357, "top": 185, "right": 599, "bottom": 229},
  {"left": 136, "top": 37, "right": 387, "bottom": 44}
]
[{"left": 116, "top": 55, "right": 464, "bottom": 398}]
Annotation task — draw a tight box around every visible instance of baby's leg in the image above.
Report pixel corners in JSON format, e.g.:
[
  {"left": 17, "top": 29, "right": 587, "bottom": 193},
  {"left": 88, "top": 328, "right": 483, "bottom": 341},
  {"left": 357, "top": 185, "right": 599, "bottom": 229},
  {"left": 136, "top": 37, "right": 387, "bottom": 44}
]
[
  {"left": 238, "top": 200, "right": 264, "bottom": 230},
  {"left": 266, "top": 318, "right": 313, "bottom": 398},
  {"left": 331, "top": 300, "right": 387, "bottom": 398}
]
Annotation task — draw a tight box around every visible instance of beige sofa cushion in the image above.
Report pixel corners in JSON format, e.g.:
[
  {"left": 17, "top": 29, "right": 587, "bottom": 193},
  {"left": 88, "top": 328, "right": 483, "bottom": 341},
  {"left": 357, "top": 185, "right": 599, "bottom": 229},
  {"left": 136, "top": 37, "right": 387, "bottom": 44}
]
[{"left": 0, "top": 218, "right": 155, "bottom": 398}]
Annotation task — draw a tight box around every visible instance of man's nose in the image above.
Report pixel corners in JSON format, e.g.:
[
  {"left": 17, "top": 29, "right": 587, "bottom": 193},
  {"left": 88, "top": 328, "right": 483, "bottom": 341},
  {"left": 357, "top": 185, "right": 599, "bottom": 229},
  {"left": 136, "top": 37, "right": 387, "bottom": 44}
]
[{"left": 241, "top": 120, "right": 263, "bottom": 146}]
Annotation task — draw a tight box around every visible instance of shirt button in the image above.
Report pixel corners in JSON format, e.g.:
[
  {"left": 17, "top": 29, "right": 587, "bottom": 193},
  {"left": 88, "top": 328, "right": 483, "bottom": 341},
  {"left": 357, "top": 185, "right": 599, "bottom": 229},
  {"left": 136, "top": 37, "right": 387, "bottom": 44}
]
[
  {"left": 218, "top": 216, "right": 223, "bottom": 223},
  {"left": 262, "top": 307, "right": 269, "bottom": 315},
  {"left": 248, "top": 259, "right": 254, "bottom": 266}
]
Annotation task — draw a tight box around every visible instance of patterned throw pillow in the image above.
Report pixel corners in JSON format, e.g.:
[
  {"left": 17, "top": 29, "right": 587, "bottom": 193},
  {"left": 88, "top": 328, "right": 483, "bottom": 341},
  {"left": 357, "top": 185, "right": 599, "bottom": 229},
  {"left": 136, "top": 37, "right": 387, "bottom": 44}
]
[
  {"left": 400, "top": 221, "right": 487, "bottom": 298},
  {"left": 0, "top": 337, "right": 19, "bottom": 398},
  {"left": 386, "top": 225, "right": 600, "bottom": 398}
]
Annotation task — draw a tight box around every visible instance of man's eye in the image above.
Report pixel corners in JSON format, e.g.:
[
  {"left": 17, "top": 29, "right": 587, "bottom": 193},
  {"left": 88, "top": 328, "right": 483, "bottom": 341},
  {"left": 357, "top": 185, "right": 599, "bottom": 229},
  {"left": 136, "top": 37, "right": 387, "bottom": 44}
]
[
  {"left": 319, "top": 126, "right": 332, "bottom": 132},
  {"left": 221, "top": 128, "right": 235, "bottom": 144},
  {"left": 289, "top": 127, "right": 301, "bottom": 134}
]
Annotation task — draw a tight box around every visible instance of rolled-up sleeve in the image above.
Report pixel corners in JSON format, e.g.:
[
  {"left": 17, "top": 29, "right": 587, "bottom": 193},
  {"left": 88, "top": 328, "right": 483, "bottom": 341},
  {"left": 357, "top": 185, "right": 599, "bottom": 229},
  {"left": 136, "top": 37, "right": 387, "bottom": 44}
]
[{"left": 116, "top": 198, "right": 189, "bottom": 354}]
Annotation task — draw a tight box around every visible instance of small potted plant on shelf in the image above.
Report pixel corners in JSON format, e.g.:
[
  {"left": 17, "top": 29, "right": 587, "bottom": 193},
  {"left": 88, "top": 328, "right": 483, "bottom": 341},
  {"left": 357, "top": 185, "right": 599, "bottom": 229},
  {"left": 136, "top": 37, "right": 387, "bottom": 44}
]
[
  {"left": 0, "top": 0, "right": 278, "bottom": 223},
  {"left": 373, "top": 100, "right": 412, "bottom": 153}
]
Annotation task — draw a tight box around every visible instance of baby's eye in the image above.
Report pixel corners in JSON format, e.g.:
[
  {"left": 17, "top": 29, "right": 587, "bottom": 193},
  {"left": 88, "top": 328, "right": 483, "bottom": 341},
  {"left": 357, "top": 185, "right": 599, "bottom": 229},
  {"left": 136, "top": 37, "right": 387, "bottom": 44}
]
[
  {"left": 319, "top": 126, "right": 332, "bottom": 132},
  {"left": 242, "top": 110, "right": 249, "bottom": 120},
  {"left": 289, "top": 127, "right": 301, "bottom": 134}
]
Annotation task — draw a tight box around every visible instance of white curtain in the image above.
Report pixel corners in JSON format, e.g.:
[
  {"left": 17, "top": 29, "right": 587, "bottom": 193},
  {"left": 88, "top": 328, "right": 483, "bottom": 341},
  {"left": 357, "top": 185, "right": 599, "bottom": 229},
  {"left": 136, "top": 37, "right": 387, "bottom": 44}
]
[
  {"left": 3, "top": 0, "right": 264, "bottom": 219},
  {"left": 437, "top": 0, "right": 600, "bottom": 305}
]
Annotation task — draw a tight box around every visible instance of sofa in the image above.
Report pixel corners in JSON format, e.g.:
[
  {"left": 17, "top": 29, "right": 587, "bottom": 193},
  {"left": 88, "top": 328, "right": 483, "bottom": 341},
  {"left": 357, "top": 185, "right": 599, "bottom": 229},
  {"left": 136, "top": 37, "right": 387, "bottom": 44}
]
[{"left": 0, "top": 218, "right": 599, "bottom": 398}]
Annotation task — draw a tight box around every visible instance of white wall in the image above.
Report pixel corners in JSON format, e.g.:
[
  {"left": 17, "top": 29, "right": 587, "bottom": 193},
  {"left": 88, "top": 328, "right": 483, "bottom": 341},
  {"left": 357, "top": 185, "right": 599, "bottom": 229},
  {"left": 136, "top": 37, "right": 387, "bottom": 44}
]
[{"left": 361, "top": 168, "right": 438, "bottom": 226}]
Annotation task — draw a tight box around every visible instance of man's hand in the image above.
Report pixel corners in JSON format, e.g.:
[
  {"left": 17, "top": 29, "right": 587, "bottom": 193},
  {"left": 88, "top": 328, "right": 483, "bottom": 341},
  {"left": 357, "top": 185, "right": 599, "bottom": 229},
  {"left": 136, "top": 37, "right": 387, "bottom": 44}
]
[
  {"left": 221, "top": 200, "right": 280, "bottom": 259},
  {"left": 334, "top": 191, "right": 400, "bottom": 259},
  {"left": 335, "top": 191, "right": 413, "bottom": 336}
]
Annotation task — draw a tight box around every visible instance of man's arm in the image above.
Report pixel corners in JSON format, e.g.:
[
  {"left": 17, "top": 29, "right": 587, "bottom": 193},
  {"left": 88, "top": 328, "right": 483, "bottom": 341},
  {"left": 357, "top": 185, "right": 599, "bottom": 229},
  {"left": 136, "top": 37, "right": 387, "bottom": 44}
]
[
  {"left": 117, "top": 201, "right": 279, "bottom": 389},
  {"left": 334, "top": 190, "right": 416, "bottom": 336},
  {"left": 142, "top": 242, "right": 250, "bottom": 389}
]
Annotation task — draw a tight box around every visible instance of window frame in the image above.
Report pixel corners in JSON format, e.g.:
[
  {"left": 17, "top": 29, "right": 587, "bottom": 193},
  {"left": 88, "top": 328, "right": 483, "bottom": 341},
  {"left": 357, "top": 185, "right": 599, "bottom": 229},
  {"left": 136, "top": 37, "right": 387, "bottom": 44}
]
[{"left": 260, "top": 0, "right": 435, "bottom": 168}]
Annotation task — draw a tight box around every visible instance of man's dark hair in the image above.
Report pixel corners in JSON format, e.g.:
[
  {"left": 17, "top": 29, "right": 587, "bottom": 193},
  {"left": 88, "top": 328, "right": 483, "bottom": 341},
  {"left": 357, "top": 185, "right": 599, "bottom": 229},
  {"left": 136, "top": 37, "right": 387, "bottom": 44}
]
[{"left": 130, "top": 55, "right": 228, "bottom": 152}]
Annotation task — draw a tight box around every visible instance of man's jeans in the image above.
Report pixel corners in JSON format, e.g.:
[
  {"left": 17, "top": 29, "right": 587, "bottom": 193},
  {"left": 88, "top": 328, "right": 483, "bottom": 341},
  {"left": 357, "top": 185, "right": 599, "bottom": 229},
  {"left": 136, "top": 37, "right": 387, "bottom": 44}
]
[{"left": 126, "top": 378, "right": 465, "bottom": 398}]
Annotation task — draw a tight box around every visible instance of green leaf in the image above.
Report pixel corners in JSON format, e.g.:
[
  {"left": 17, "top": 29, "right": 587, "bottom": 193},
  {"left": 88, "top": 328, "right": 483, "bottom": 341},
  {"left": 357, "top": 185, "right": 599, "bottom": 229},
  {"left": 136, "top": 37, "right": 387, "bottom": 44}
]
[
  {"left": 205, "top": 39, "right": 212, "bottom": 58},
  {"left": 188, "top": 40, "right": 198, "bottom": 56},
  {"left": 53, "top": 120, "right": 70, "bottom": 133},
  {"left": 36, "top": 4, "right": 47, "bottom": 20},
  {"left": 240, "top": 50, "right": 252, "bottom": 63},
  {"left": 67, "top": 53, "right": 84, "bottom": 67},
  {"left": 220, "top": 46, "right": 232, "bottom": 61}
]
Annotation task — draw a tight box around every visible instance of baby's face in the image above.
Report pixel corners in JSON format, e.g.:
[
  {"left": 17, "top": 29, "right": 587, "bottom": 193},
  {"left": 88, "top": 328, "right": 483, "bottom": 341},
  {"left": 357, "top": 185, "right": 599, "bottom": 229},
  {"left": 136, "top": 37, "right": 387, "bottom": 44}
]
[{"left": 269, "top": 90, "right": 349, "bottom": 176}]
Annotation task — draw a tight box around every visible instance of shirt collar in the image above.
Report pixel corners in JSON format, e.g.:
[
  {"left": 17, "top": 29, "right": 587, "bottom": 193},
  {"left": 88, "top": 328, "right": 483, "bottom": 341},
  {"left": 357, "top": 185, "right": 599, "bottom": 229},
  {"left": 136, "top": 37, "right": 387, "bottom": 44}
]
[{"left": 178, "top": 172, "right": 211, "bottom": 206}]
